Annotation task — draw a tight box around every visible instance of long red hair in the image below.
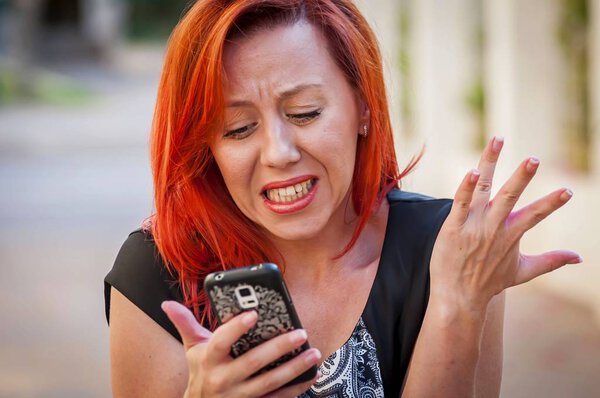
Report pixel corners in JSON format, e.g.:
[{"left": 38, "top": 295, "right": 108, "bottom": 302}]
[{"left": 148, "top": 0, "right": 422, "bottom": 326}]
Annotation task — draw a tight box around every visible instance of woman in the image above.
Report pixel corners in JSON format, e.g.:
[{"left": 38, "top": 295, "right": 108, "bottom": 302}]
[{"left": 104, "top": 1, "right": 582, "bottom": 397}]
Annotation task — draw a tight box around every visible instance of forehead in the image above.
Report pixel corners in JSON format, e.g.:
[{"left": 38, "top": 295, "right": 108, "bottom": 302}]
[{"left": 222, "top": 22, "right": 343, "bottom": 97}]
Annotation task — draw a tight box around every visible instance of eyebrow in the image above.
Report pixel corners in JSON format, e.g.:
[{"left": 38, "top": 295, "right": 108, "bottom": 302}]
[{"left": 225, "top": 83, "right": 323, "bottom": 108}]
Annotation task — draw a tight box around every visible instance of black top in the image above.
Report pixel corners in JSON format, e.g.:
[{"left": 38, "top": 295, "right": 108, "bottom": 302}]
[{"left": 104, "top": 189, "right": 452, "bottom": 397}]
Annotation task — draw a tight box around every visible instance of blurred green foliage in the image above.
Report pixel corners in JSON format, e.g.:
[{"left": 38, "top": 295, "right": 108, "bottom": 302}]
[
  {"left": 0, "top": 66, "right": 92, "bottom": 105},
  {"left": 465, "top": 77, "right": 486, "bottom": 150},
  {"left": 557, "top": 0, "right": 590, "bottom": 172},
  {"left": 127, "top": 0, "right": 191, "bottom": 40},
  {"left": 397, "top": 0, "right": 413, "bottom": 138},
  {"left": 34, "top": 73, "right": 93, "bottom": 105},
  {"left": 557, "top": 0, "right": 589, "bottom": 43},
  {"left": 464, "top": 3, "right": 486, "bottom": 152},
  {"left": 0, "top": 67, "right": 18, "bottom": 104}
]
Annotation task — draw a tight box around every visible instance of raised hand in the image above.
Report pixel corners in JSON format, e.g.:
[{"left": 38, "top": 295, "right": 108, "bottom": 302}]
[
  {"left": 429, "top": 136, "right": 582, "bottom": 316},
  {"left": 161, "top": 301, "right": 320, "bottom": 398}
]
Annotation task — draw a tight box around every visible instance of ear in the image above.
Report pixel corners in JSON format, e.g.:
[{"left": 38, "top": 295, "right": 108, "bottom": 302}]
[
  {"left": 357, "top": 96, "right": 370, "bottom": 126},
  {"left": 356, "top": 96, "right": 370, "bottom": 138}
]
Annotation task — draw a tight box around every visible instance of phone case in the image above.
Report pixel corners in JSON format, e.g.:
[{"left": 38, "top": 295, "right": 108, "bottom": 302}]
[{"left": 204, "top": 263, "right": 317, "bottom": 384}]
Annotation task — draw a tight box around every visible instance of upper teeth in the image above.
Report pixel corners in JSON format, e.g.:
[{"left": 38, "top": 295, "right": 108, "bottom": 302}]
[{"left": 266, "top": 179, "right": 313, "bottom": 203}]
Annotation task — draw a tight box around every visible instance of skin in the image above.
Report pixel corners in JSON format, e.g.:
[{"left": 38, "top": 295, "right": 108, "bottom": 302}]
[
  {"left": 403, "top": 137, "right": 581, "bottom": 397},
  {"left": 109, "top": 21, "right": 581, "bottom": 398},
  {"left": 211, "top": 21, "right": 365, "bottom": 244}
]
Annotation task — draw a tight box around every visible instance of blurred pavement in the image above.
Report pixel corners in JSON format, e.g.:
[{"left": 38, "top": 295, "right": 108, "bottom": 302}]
[
  {"left": 0, "top": 44, "right": 598, "bottom": 398},
  {"left": 0, "top": 44, "right": 160, "bottom": 398}
]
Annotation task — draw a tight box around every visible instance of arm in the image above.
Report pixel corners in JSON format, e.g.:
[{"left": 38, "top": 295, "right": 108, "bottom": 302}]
[
  {"left": 402, "top": 292, "right": 504, "bottom": 398},
  {"left": 475, "top": 292, "right": 505, "bottom": 397},
  {"left": 109, "top": 288, "right": 188, "bottom": 398},
  {"left": 403, "top": 136, "right": 578, "bottom": 397}
]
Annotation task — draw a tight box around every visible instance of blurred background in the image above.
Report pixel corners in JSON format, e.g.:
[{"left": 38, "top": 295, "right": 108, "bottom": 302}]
[{"left": 0, "top": 0, "right": 598, "bottom": 396}]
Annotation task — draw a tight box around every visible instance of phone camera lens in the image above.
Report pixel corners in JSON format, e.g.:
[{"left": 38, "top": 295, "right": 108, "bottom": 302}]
[{"left": 235, "top": 285, "right": 258, "bottom": 309}]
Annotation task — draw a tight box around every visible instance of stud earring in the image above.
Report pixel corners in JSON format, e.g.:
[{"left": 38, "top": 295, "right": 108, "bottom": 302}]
[{"left": 360, "top": 124, "right": 368, "bottom": 137}]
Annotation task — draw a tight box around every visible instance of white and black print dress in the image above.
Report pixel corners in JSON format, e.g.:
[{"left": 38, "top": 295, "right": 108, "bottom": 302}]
[{"left": 300, "top": 318, "right": 384, "bottom": 398}]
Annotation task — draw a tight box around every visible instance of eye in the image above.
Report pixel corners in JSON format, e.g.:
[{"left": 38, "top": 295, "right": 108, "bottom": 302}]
[
  {"left": 287, "top": 109, "right": 322, "bottom": 125},
  {"left": 224, "top": 122, "right": 258, "bottom": 140}
]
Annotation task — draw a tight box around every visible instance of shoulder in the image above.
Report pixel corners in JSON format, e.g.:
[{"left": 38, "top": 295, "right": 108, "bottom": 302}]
[
  {"left": 378, "top": 188, "right": 453, "bottom": 280},
  {"left": 385, "top": 189, "right": 453, "bottom": 245},
  {"left": 373, "top": 189, "right": 454, "bottom": 308},
  {"left": 387, "top": 189, "right": 453, "bottom": 213},
  {"left": 110, "top": 229, "right": 164, "bottom": 274},
  {"left": 106, "top": 229, "right": 180, "bottom": 297},
  {"left": 104, "top": 228, "right": 183, "bottom": 343},
  {"left": 379, "top": 188, "right": 452, "bottom": 295}
]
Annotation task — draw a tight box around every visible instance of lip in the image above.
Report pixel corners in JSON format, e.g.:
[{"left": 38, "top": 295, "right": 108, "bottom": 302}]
[
  {"left": 261, "top": 177, "right": 318, "bottom": 215},
  {"left": 261, "top": 175, "right": 317, "bottom": 192}
]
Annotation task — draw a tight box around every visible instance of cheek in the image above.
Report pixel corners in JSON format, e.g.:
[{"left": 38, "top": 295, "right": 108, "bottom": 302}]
[
  {"left": 315, "top": 119, "right": 359, "bottom": 172},
  {"left": 211, "top": 145, "right": 256, "bottom": 197}
]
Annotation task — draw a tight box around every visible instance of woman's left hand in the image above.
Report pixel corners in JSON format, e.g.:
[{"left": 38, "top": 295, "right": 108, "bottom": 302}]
[{"left": 429, "top": 136, "right": 582, "bottom": 317}]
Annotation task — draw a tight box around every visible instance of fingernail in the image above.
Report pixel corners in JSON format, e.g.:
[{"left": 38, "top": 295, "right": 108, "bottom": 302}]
[
  {"left": 526, "top": 157, "right": 540, "bottom": 173},
  {"left": 304, "top": 349, "right": 322, "bottom": 365},
  {"left": 161, "top": 300, "right": 175, "bottom": 312},
  {"left": 567, "top": 256, "right": 583, "bottom": 264},
  {"left": 241, "top": 311, "right": 257, "bottom": 326},
  {"left": 470, "top": 168, "right": 480, "bottom": 183},
  {"left": 289, "top": 329, "right": 308, "bottom": 344},
  {"left": 560, "top": 189, "right": 573, "bottom": 201},
  {"left": 492, "top": 136, "right": 504, "bottom": 152}
]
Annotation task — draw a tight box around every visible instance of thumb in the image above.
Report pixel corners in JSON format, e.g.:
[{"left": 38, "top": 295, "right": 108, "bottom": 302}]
[
  {"left": 161, "top": 300, "right": 212, "bottom": 351},
  {"left": 514, "top": 251, "right": 583, "bottom": 286}
]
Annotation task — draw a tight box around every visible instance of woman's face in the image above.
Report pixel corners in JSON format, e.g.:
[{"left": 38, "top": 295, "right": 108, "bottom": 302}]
[{"left": 211, "top": 21, "right": 366, "bottom": 242}]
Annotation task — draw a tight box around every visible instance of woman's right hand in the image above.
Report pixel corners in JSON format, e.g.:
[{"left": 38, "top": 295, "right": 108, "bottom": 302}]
[{"left": 161, "top": 301, "right": 321, "bottom": 398}]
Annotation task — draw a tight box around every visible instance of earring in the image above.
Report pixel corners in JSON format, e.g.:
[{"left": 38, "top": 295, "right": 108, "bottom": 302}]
[{"left": 360, "top": 124, "right": 368, "bottom": 137}]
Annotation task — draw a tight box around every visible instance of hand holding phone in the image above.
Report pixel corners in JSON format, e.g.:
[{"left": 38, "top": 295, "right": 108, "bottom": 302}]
[
  {"left": 204, "top": 263, "right": 318, "bottom": 385},
  {"left": 162, "top": 296, "right": 321, "bottom": 397}
]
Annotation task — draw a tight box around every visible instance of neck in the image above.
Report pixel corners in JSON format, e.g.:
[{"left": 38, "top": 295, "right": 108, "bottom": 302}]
[{"left": 268, "top": 198, "right": 389, "bottom": 288}]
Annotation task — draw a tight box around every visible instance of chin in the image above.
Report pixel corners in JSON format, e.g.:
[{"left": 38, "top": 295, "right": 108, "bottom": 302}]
[
  {"left": 261, "top": 215, "right": 329, "bottom": 243},
  {"left": 266, "top": 225, "right": 323, "bottom": 243}
]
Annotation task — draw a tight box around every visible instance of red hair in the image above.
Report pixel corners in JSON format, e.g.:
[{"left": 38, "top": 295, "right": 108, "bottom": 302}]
[{"left": 148, "top": 0, "right": 422, "bottom": 326}]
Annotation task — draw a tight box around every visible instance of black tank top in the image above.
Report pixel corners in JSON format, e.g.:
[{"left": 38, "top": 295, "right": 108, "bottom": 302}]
[{"left": 104, "top": 189, "right": 452, "bottom": 397}]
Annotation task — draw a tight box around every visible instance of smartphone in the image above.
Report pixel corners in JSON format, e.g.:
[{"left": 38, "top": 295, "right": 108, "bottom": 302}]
[{"left": 204, "top": 263, "right": 317, "bottom": 384}]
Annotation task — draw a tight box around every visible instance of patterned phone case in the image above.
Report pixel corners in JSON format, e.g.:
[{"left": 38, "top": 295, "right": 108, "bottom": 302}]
[{"left": 204, "top": 263, "right": 317, "bottom": 384}]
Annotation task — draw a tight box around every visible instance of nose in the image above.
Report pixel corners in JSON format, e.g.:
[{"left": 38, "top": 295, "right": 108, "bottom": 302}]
[{"left": 259, "top": 120, "right": 301, "bottom": 168}]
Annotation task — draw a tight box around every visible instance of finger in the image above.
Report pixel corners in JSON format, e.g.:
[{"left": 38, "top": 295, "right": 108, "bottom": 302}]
[
  {"left": 262, "top": 371, "right": 320, "bottom": 398},
  {"left": 507, "top": 188, "right": 573, "bottom": 234},
  {"left": 488, "top": 156, "right": 539, "bottom": 223},
  {"left": 161, "top": 301, "right": 212, "bottom": 351},
  {"left": 205, "top": 310, "right": 258, "bottom": 363},
  {"left": 513, "top": 251, "right": 583, "bottom": 286},
  {"left": 242, "top": 348, "right": 321, "bottom": 396},
  {"left": 447, "top": 168, "right": 481, "bottom": 226},
  {"left": 471, "top": 136, "right": 504, "bottom": 209},
  {"left": 229, "top": 329, "right": 309, "bottom": 383}
]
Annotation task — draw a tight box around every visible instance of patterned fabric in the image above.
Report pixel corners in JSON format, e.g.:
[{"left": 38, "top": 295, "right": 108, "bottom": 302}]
[{"left": 299, "top": 317, "right": 384, "bottom": 398}]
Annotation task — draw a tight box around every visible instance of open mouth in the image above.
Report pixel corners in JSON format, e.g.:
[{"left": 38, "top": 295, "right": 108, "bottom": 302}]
[{"left": 262, "top": 178, "right": 317, "bottom": 203}]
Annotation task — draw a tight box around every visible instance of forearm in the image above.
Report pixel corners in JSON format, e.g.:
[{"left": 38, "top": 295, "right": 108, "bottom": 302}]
[{"left": 401, "top": 298, "right": 487, "bottom": 398}]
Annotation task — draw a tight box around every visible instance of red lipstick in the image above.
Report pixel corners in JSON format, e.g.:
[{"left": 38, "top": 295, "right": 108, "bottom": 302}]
[
  {"left": 261, "top": 175, "right": 316, "bottom": 192},
  {"left": 261, "top": 176, "right": 318, "bottom": 215}
]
